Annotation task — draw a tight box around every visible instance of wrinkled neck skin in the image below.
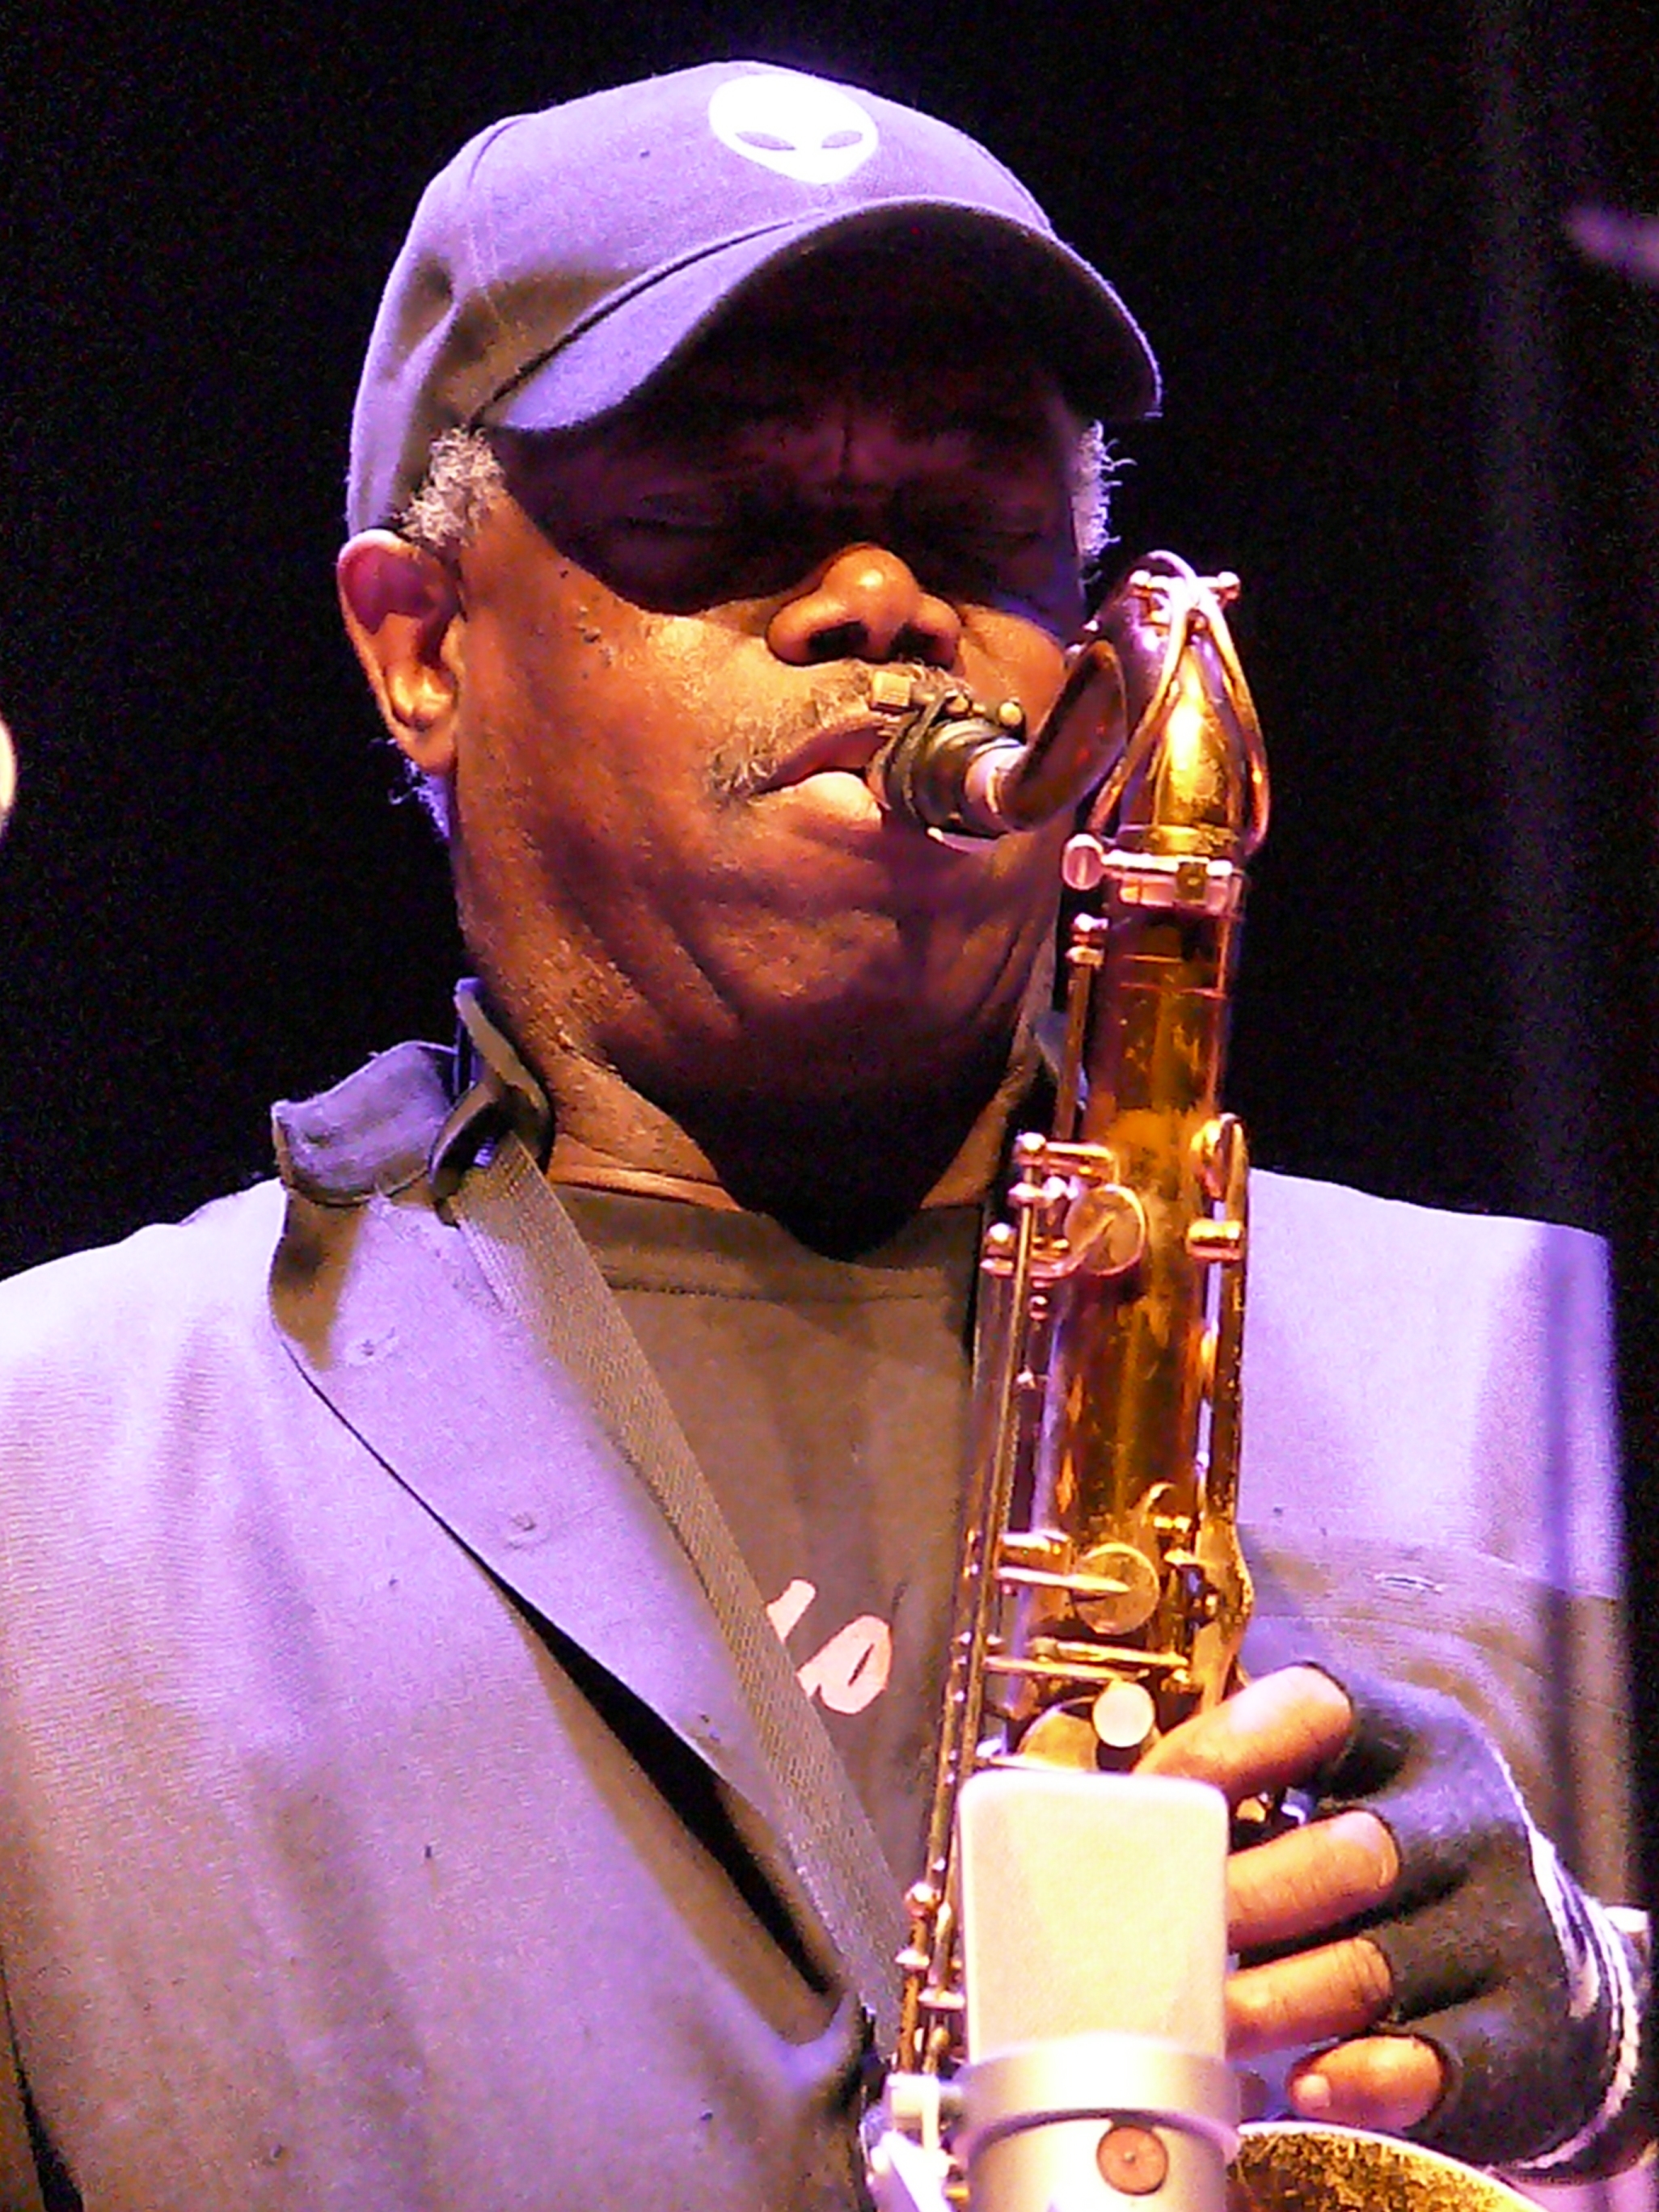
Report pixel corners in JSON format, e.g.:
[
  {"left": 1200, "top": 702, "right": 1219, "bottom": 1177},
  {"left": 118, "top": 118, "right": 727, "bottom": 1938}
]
[{"left": 491, "top": 956, "right": 1048, "bottom": 1258}]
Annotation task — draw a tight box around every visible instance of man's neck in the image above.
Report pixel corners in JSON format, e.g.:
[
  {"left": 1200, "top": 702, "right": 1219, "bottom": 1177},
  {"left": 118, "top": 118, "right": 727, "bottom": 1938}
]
[{"left": 538, "top": 1036, "right": 1037, "bottom": 1255}]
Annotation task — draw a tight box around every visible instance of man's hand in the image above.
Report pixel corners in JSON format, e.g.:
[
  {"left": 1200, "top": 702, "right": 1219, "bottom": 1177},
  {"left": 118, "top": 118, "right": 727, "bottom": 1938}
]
[
  {"left": 1139, "top": 1665, "right": 1445, "bottom": 2133},
  {"left": 1138, "top": 1663, "right": 1644, "bottom": 2174}
]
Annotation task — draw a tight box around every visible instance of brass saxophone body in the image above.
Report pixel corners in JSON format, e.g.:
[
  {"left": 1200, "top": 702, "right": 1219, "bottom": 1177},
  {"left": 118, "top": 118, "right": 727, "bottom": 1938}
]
[
  {"left": 994, "top": 554, "right": 1264, "bottom": 1770},
  {"left": 873, "top": 551, "right": 1267, "bottom": 2081},
  {"left": 864, "top": 556, "right": 1529, "bottom": 2211}
]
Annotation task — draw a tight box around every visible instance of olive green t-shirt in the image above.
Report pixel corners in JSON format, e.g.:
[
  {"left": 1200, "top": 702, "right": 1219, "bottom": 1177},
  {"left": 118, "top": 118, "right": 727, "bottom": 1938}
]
[{"left": 561, "top": 1186, "right": 979, "bottom": 1885}]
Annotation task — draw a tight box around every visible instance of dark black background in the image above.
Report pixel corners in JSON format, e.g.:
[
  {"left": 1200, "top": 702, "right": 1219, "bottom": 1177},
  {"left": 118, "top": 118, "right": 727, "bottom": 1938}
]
[{"left": 5, "top": 4, "right": 1657, "bottom": 1850}]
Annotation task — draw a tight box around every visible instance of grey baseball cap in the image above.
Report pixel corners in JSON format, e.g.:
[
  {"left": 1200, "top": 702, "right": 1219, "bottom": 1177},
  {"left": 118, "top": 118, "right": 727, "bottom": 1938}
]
[{"left": 347, "top": 60, "right": 1161, "bottom": 534}]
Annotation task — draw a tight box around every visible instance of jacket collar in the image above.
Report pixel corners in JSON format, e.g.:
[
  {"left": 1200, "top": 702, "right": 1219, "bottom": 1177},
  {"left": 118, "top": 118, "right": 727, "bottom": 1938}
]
[
  {"left": 270, "top": 981, "right": 547, "bottom": 1211},
  {"left": 264, "top": 1003, "right": 897, "bottom": 2027}
]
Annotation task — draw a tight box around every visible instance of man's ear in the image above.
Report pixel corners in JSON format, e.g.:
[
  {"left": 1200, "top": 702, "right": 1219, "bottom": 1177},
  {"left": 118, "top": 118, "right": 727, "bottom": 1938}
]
[{"left": 336, "top": 532, "right": 464, "bottom": 777}]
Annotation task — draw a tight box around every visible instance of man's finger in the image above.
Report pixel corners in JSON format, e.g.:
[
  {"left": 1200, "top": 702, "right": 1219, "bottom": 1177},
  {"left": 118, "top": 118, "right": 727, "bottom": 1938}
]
[
  {"left": 1139, "top": 1666, "right": 1353, "bottom": 1804},
  {"left": 1227, "top": 1807, "right": 1399, "bottom": 1951},
  {"left": 1226, "top": 1935, "right": 1394, "bottom": 2059},
  {"left": 1287, "top": 2034, "right": 1446, "bottom": 2134}
]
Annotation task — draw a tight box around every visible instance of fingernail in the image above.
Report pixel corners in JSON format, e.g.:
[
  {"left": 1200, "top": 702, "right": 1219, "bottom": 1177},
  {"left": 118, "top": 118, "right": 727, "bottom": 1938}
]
[{"left": 1291, "top": 2071, "right": 1332, "bottom": 2117}]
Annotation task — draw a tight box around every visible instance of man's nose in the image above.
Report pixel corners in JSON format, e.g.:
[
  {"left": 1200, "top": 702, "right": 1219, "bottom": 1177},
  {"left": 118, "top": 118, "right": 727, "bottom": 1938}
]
[{"left": 766, "top": 544, "right": 961, "bottom": 667}]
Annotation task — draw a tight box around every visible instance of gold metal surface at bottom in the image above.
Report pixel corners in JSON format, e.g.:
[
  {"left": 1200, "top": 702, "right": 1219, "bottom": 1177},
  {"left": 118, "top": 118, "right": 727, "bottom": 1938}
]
[{"left": 1229, "top": 2124, "right": 1537, "bottom": 2211}]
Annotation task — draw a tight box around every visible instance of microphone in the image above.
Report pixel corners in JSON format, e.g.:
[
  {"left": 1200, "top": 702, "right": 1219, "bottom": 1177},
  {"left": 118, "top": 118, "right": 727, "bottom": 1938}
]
[{"left": 952, "top": 1767, "right": 1237, "bottom": 2210}]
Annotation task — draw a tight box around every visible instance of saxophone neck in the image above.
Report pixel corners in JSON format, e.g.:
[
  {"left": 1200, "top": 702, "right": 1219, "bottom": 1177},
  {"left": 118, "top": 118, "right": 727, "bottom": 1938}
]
[
  {"left": 863, "top": 552, "right": 1268, "bottom": 855},
  {"left": 1088, "top": 552, "right": 1269, "bottom": 862}
]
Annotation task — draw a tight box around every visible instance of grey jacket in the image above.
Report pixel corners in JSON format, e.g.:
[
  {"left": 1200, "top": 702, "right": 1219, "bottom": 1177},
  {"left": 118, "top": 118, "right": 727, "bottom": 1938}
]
[{"left": 0, "top": 1041, "right": 1630, "bottom": 2208}]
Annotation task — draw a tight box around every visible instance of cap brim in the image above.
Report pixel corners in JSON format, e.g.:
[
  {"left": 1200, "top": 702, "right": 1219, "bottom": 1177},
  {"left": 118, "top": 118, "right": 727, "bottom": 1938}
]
[{"left": 483, "top": 200, "right": 1160, "bottom": 435}]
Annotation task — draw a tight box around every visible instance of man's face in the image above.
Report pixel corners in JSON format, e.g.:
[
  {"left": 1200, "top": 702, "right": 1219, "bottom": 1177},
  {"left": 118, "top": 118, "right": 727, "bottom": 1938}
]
[{"left": 443, "top": 255, "right": 1089, "bottom": 1125}]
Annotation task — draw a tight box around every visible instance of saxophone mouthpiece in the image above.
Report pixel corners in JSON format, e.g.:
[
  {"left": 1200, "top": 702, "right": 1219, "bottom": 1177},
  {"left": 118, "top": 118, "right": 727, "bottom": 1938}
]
[
  {"left": 865, "top": 685, "right": 1030, "bottom": 841},
  {"left": 864, "top": 641, "right": 1127, "bottom": 842}
]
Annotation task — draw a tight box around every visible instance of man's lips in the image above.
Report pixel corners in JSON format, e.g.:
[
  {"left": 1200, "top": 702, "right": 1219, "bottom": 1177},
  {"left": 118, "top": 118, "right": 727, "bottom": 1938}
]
[
  {"left": 753, "top": 711, "right": 905, "bottom": 794},
  {"left": 754, "top": 666, "right": 953, "bottom": 796}
]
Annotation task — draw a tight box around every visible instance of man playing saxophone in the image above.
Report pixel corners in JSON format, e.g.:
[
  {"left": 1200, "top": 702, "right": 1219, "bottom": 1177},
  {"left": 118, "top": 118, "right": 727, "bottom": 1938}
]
[{"left": 0, "top": 60, "right": 1644, "bottom": 2209}]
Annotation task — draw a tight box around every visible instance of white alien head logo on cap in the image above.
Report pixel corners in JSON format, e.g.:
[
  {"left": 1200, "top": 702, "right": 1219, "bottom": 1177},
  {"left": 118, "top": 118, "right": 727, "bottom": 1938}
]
[{"left": 707, "top": 71, "right": 879, "bottom": 186}]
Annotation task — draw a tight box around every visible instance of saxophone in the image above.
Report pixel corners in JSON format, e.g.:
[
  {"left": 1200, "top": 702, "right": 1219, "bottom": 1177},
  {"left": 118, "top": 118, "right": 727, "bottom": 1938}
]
[{"left": 863, "top": 555, "right": 1530, "bottom": 2212}]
